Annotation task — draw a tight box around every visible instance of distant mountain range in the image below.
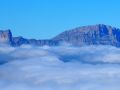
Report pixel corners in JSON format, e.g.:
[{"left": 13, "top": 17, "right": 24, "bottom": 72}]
[{"left": 1, "top": 24, "right": 120, "bottom": 47}]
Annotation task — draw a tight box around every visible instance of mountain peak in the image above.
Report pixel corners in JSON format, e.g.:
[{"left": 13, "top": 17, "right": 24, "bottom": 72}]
[
  {"left": 96, "top": 24, "right": 110, "bottom": 26},
  {"left": 0, "top": 29, "right": 13, "bottom": 45},
  {"left": 1, "top": 24, "right": 120, "bottom": 47},
  {"left": 53, "top": 24, "right": 120, "bottom": 47}
]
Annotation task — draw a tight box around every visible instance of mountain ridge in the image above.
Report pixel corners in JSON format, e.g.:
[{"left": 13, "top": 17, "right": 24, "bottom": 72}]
[{"left": 1, "top": 24, "right": 120, "bottom": 47}]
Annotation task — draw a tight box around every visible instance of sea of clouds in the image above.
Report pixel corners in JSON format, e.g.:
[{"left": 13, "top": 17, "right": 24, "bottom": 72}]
[{"left": 0, "top": 45, "right": 120, "bottom": 90}]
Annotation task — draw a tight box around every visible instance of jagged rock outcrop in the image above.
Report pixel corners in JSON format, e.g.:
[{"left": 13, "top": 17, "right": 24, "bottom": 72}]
[
  {"left": 12, "top": 37, "right": 60, "bottom": 46},
  {"left": 53, "top": 24, "right": 120, "bottom": 47},
  {"left": 0, "top": 30, "right": 13, "bottom": 45},
  {"left": 1, "top": 24, "right": 120, "bottom": 47},
  {"left": 12, "top": 36, "right": 29, "bottom": 46}
]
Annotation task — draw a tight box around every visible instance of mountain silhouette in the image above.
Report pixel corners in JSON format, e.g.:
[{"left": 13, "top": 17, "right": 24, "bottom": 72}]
[{"left": 1, "top": 24, "right": 120, "bottom": 47}]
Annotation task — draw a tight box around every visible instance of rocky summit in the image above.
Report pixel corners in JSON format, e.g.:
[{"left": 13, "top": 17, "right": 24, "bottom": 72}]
[
  {"left": 0, "top": 30, "right": 13, "bottom": 45},
  {"left": 53, "top": 24, "right": 120, "bottom": 47},
  {"left": 1, "top": 24, "right": 120, "bottom": 47}
]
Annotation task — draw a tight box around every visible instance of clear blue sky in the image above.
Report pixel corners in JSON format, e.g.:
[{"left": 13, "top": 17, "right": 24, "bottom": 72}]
[{"left": 0, "top": 0, "right": 120, "bottom": 39}]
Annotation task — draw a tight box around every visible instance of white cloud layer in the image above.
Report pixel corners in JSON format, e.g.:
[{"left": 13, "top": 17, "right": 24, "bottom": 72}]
[{"left": 0, "top": 45, "right": 120, "bottom": 90}]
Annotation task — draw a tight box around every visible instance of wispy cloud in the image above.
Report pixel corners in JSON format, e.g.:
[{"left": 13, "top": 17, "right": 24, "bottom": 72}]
[{"left": 0, "top": 45, "right": 120, "bottom": 90}]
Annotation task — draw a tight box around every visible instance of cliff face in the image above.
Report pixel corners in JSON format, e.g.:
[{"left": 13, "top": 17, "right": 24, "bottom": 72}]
[
  {"left": 12, "top": 37, "right": 29, "bottom": 46},
  {"left": 0, "top": 30, "right": 13, "bottom": 45},
  {"left": 12, "top": 37, "right": 60, "bottom": 46},
  {"left": 53, "top": 24, "right": 120, "bottom": 47},
  {"left": 1, "top": 24, "right": 120, "bottom": 47}
]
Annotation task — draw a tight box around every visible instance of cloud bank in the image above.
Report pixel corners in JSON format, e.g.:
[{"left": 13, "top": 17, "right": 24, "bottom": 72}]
[{"left": 0, "top": 45, "right": 120, "bottom": 90}]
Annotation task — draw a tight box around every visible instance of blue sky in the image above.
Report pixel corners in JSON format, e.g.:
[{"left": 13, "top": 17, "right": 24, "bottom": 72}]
[{"left": 0, "top": 0, "right": 120, "bottom": 39}]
